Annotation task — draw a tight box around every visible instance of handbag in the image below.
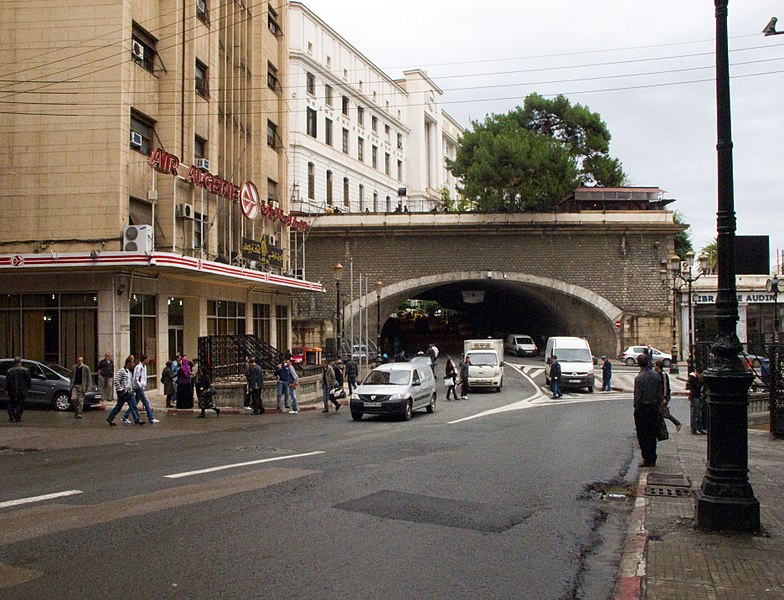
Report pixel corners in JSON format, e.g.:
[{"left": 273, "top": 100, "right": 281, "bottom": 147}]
[
  {"left": 656, "top": 412, "right": 669, "bottom": 441},
  {"left": 443, "top": 376, "right": 455, "bottom": 388}
]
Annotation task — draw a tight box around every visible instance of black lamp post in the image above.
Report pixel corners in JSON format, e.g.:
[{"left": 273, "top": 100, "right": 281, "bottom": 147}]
[
  {"left": 767, "top": 277, "right": 781, "bottom": 345},
  {"left": 695, "top": 0, "right": 760, "bottom": 533},
  {"left": 375, "top": 280, "right": 382, "bottom": 359},
  {"left": 334, "top": 262, "right": 343, "bottom": 358}
]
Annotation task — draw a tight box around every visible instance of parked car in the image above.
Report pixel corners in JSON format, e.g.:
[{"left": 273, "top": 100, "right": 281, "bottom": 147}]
[
  {"left": 0, "top": 358, "right": 102, "bottom": 411},
  {"left": 620, "top": 346, "right": 672, "bottom": 367},
  {"left": 349, "top": 362, "right": 436, "bottom": 421},
  {"left": 504, "top": 334, "right": 538, "bottom": 357}
]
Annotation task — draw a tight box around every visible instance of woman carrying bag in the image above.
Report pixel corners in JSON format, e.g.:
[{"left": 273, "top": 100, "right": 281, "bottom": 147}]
[{"left": 444, "top": 357, "right": 457, "bottom": 401}]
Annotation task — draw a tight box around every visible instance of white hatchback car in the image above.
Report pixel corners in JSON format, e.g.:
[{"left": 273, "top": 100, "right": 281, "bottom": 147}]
[
  {"left": 621, "top": 346, "right": 672, "bottom": 367},
  {"left": 349, "top": 362, "right": 436, "bottom": 421}
]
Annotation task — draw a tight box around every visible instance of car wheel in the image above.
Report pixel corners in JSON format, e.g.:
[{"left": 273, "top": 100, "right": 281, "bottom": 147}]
[
  {"left": 588, "top": 386, "right": 594, "bottom": 393},
  {"left": 624, "top": 358, "right": 636, "bottom": 366},
  {"left": 351, "top": 411, "right": 363, "bottom": 421},
  {"left": 53, "top": 391, "right": 72, "bottom": 411},
  {"left": 663, "top": 359, "right": 671, "bottom": 367},
  {"left": 426, "top": 393, "right": 436, "bottom": 414},
  {"left": 402, "top": 399, "right": 413, "bottom": 421}
]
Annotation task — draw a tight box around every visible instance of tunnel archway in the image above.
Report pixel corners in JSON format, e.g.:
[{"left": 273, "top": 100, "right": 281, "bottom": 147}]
[{"left": 343, "top": 271, "right": 623, "bottom": 359}]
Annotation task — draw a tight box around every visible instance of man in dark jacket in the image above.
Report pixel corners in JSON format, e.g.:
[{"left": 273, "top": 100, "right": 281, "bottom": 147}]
[
  {"left": 345, "top": 355, "right": 358, "bottom": 394},
  {"left": 5, "top": 357, "right": 31, "bottom": 422},
  {"left": 634, "top": 354, "right": 664, "bottom": 467},
  {"left": 246, "top": 357, "right": 264, "bottom": 415},
  {"left": 601, "top": 356, "right": 612, "bottom": 391},
  {"left": 549, "top": 355, "right": 563, "bottom": 399}
]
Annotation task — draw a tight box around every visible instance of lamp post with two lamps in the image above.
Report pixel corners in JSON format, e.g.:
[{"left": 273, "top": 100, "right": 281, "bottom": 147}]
[
  {"left": 333, "top": 262, "right": 343, "bottom": 358},
  {"left": 669, "top": 251, "right": 709, "bottom": 373},
  {"left": 375, "top": 280, "right": 382, "bottom": 359}
]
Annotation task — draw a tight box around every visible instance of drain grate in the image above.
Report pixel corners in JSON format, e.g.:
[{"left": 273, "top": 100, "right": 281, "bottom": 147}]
[{"left": 646, "top": 485, "right": 692, "bottom": 498}]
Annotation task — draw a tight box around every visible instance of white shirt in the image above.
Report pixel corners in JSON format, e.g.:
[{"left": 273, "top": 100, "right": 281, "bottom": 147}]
[{"left": 132, "top": 363, "right": 147, "bottom": 390}]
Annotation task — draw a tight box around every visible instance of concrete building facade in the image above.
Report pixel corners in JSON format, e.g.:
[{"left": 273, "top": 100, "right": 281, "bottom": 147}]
[
  {"left": 0, "top": 1, "right": 323, "bottom": 384},
  {"left": 286, "top": 2, "right": 461, "bottom": 221}
]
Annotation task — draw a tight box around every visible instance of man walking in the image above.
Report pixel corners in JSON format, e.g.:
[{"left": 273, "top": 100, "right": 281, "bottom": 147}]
[
  {"left": 549, "top": 355, "right": 563, "bottom": 399},
  {"left": 655, "top": 360, "right": 682, "bottom": 432},
  {"left": 285, "top": 360, "right": 300, "bottom": 414},
  {"left": 107, "top": 357, "right": 142, "bottom": 425},
  {"left": 427, "top": 343, "right": 439, "bottom": 374},
  {"left": 5, "top": 356, "right": 31, "bottom": 423},
  {"left": 634, "top": 353, "right": 664, "bottom": 468},
  {"left": 687, "top": 367, "right": 706, "bottom": 435},
  {"left": 459, "top": 355, "right": 471, "bottom": 400},
  {"left": 321, "top": 358, "right": 341, "bottom": 413},
  {"left": 246, "top": 357, "right": 264, "bottom": 415},
  {"left": 97, "top": 352, "right": 114, "bottom": 403},
  {"left": 125, "top": 354, "right": 158, "bottom": 424},
  {"left": 601, "top": 356, "right": 612, "bottom": 391},
  {"left": 69, "top": 355, "right": 92, "bottom": 418},
  {"left": 345, "top": 354, "right": 359, "bottom": 394}
]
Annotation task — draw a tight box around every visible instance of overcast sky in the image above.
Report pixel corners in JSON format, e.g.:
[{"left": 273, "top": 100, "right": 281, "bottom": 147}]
[{"left": 301, "top": 0, "right": 784, "bottom": 272}]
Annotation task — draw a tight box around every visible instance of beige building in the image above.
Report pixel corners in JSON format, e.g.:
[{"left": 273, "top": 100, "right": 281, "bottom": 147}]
[{"left": 0, "top": 1, "right": 322, "bottom": 384}]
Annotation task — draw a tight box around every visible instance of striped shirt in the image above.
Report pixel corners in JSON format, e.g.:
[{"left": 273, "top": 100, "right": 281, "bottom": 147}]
[{"left": 115, "top": 367, "right": 132, "bottom": 395}]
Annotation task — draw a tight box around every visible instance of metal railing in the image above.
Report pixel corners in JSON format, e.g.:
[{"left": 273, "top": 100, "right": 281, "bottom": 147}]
[{"left": 197, "top": 334, "right": 289, "bottom": 383}]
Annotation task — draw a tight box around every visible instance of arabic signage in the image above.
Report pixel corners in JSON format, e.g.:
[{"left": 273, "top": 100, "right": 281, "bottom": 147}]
[
  {"left": 242, "top": 236, "right": 283, "bottom": 269},
  {"left": 147, "top": 148, "right": 308, "bottom": 232}
]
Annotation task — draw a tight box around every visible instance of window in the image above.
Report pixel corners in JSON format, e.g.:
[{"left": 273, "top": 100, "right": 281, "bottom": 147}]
[
  {"left": 275, "top": 305, "right": 289, "bottom": 350},
  {"left": 326, "top": 170, "right": 333, "bottom": 205},
  {"left": 307, "top": 162, "right": 315, "bottom": 199},
  {"left": 267, "top": 62, "right": 279, "bottom": 92},
  {"left": 342, "top": 128, "right": 349, "bottom": 154},
  {"left": 307, "top": 42, "right": 313, "bottom": 54},
  {"left": 386, "top": 196, "right": 392, "bottom": 212},
  {"left": 359, "top": 184, "right": 365, "bottom": 211},
  {"left": 306, "top": 107, "right": 317, "bottom": 137},
  {"left": 397, "top": 133, "right": 403, "bottom": 150},
  {"left": 253, "top": 303, "right": 271, "bottom": 342},
  {"left": 131, "top": 23, "right": 156, "bottom": 73},
  {"left": 325, "top": 118, "right": 333, "bottom": 146},
  {"left": 342, "top": 96, "right": 349, "bottom": 116},
  {"left": 325, "top": 84, "right": 333, "bottom": 107},
  {"left": 130, "top": 294, "right": 157, "bottom": 370},
  {"left": 373, "top": 191, "right": 378, "bottom": 212},
  {"left": 306, "top": 72, "right": 315, "bottom": 96},
  {"left": 357, "top": 105, "right": 364, "bottom": 126},
  {"left": 195, "top": 59, "right": 209, "bottom": 98},
  {"left": 196, "top": 0, "right": 209, "bottom": 24},
  {"left": 397, "top": 159, "right": 403, "bottom": 181},
  {"left": 193, "top": 211, "right": 205, "bottom": 252},
  {"left": 326, "top": 56, "right": 331, "bottom": 67},
  {"left": 130, "top": 109, "right": 155, "bottom": 155},
  {"left": 207, "top": 300, "right": 246, "bottom": 336},
  {"left": 267, "top": 119, "right": 278, "bottom": 149},
  {"left": 194, "top": 136, "right": 206, "bottom": 160},
  {"left": 268, "top": 5, "right": 281, "bottom": 36},
  {"left": 372, "top": 115, "right": 378, "bottom": 133},
  {"left": 129, "top": 196, "right": 152, "bottom": 226},
  {"left": 357, "top": 137, "right": 364, "bottom": 162},
  {"left": 384, "top": 152, "right": 390, "bottom": 176},
  {"left": 343, "top": 177, "right": 350, "bottom": 208},
  {"left": 371, "top": 145, "right": 378, "bottom": 169},
  {"left": 267, "top": 178, "right": 278, "bottom": 205},
  {"left": 384, "top": 124, "right": 390, "bottom": 142}
]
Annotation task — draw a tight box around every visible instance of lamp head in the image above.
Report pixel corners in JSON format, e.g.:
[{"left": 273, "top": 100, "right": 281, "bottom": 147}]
[
  {"left": 333, "top": 262, "right": 343, "bottom": 282},
  {"left": 669, "top": 255, "right": 681, "bottom": 273},
  {"left": 685, "top": 250, "right": 695, "bottom": 266},
  {"left": 698, "top": 254, "right": 709, "bottom": 274},
  {"left": 767, "top": 277, "right": 780, "bottom": 294},
  {"left": 375, "top": 280, "right": 382, "bottom": 294}
]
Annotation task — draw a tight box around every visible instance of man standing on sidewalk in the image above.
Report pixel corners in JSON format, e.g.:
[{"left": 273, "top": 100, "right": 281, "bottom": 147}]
[
  {"left": 69, "top": 355, "right": 92, "bottom": 419},
  {"left": 246, "top": 357, "right": 264, "bottom": 415},
  {"left": 634, "top": 353, "right": 664, "bottom": 467},
  {"left": 5, "top": 356, "right": 31, "bottom": 423},
  {"left": 687, "top": 367, "right": 706, "bottom": 435},
  {"left": 285, "top": 360, "right": 299, "bottom": 414},
  {"left": 97, "top": 352, "right": 114, "bottom": 403}
]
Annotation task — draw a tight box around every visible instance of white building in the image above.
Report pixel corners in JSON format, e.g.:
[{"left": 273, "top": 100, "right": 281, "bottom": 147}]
[{"left": 287, "top": 2, "right": 462, "bottom": 216}]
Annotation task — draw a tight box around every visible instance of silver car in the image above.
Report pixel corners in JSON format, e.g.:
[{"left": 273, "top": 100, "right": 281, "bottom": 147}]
[
  {"left": 0, "top": 358, "right": 102, "bottom": 411},
  {"left": 350, "top": 362, "right": 436, "bottom": 421}
]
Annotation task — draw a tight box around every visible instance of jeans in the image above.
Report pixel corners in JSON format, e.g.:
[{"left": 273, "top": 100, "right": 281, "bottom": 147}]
[
  {"left": 124, "top": 388, "right": 154, "bottom": 422},
  {"left": 348, "top": 374, "right": 357, "bottom": 394},
  {"left": 289, "top": 386, "right": 298, "bottom": 411},
  {"left": 109, "top": 392, "right": 140, "bottom": 423},
  {"left": 602, "top": 377, "right": 612, "bottom": 391},
  {"left": 276, "top": 381, "right": 290, "bottom": 408},
  {"left": 551, "top": 378, "right": 562, "bottom": 398},
  {"left": 323, "top": 385, "right": 339, "bottom": 410},
  {"left": 690, "top": 396, "right": 704, "bottom": 432}
]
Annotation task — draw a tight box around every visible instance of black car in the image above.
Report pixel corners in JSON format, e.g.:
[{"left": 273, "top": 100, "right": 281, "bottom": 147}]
[{"left": 0, "top": 359, "right": 102, "bottom": 411}]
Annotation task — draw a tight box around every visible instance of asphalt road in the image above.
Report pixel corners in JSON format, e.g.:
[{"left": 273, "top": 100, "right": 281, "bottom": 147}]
[{"left": 0, "top": 359, "right": 643, "bottom": 599}]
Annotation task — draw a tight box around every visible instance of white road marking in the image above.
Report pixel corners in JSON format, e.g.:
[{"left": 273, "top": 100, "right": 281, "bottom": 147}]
[
  {"left": 0, "top": 490, "right": 83, "bottom": 509},
  {"left": 164, "top": 451, "right": 326, "bottom": 479}
]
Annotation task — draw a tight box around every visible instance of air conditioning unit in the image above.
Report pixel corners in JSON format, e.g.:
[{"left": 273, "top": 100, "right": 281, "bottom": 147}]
[
  {"left": 196, "top": 0, "right": 206, "bottom": 15},
  {"left": 130, "top": 131, "right": 143, "bottom": 147},
  {"left": 176, "top": 203, "right": 194, "bottom": 219},
  {"left": 194, "top": 158, "right": 210, "bottom": 171},
  {"left": 122, "top": 225, "right": 153, "bottom": 253},
  {"left": 131, "top": 41, "right": 144, "bottom": 62}
]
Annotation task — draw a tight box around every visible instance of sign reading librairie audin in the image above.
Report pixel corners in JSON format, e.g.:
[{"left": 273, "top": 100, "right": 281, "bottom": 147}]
[{"left": 242, "top": 236, "right": 283, "bottom": 269}]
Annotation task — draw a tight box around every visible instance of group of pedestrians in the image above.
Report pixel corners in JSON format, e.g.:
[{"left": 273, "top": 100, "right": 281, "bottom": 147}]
[
  {"left": 106, "top": 354, "right": 160, "bottom": 426},
  {"left": 443, "top": 353, "right": 470, "bottom": 401},
  {"left": 272, "top": 359, "right": 299, "bottom": 413}
]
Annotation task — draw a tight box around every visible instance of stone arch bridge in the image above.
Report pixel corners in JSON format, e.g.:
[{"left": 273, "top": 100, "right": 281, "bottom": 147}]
[{"left": 292, "top": 211, "right": 683, "bottom": 359}]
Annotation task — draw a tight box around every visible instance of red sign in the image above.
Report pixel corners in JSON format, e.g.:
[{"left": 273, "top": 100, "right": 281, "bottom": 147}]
[
  {"left": 240, "top": 182, "right": 260, "bottom": 219},
  {"left": 147, "top": 148, "right": 308, "bottom": 232},
  {"left": 615, "top": 319, "right": 622, "bottom": 330}
]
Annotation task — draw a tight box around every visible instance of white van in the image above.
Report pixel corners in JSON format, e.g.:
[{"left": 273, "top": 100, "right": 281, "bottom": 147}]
[
  {"left": 504, "top": 334, "right": 538, "bottom": 357},
  {"left": 544, "top": 337, "right": 595, "bottom": 393}
]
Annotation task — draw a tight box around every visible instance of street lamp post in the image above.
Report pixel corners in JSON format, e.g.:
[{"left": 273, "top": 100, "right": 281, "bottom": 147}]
[
  {"left": 695, "top": 0, "right": 759, "bottom": 533},
  {"left": 767, "top": 277, "right": 781, "bottom": 345},
  {"left": 375, "top": 280, "right": 382, "bottom": 359},
  {"left": 669, "top": 251, "right": 707, "bottom": 374},
  {"left": 334, "top": 262, "right": 343, "bottom": 358}
]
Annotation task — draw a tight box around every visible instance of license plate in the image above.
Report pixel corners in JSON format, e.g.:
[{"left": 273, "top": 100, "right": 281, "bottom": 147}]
[
  {"left": 364, "top": 401, "right": 381, "bottom": 408},
  {"left": 569, "top": 379, "right": 581, "bottom": 384}
]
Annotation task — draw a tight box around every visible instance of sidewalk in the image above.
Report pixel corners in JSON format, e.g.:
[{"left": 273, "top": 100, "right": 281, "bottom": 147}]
[{"left": 616, "top": 420, "right": 784, "bottom": 599}]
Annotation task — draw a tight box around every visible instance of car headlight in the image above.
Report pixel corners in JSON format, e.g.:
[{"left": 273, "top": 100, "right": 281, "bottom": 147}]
[
  {"left": 351, "top": 392, "right": 360, "bottom": 401},
  {"left": 388, "top": 393, "right": 405, "bottom": 401}
]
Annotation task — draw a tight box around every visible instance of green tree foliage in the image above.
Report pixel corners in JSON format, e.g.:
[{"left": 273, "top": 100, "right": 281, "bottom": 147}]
[
  {"left": 447, "top": 93, "right": 627, "bottom": 211},
  {"left": 700, "top": 238, "right": 718, "bottom": 274},
  {"left": 673, "top": 211, "right": 693, "bottom": 260}
]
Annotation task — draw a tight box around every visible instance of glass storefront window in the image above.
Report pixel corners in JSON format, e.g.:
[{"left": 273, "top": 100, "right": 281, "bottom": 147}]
[
  {"left": 208, "top": 300, "right": 246, "bottom": 335},
  {"left": 253, "top": 303, "right": 270, "bottom": 342}
]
